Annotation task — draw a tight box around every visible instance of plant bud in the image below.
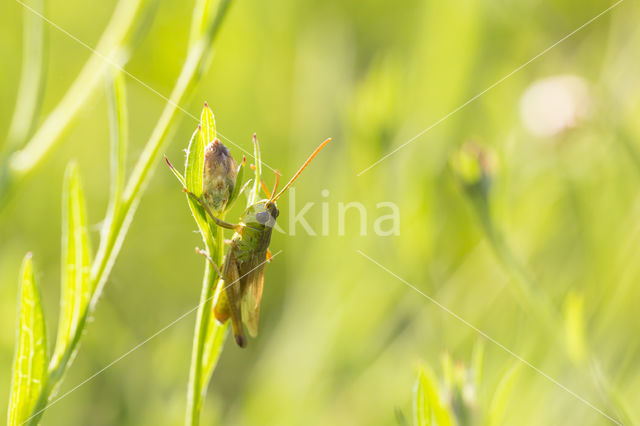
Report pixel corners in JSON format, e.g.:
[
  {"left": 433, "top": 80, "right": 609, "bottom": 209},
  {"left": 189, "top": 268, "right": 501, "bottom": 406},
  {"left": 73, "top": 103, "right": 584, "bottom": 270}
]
[
  {"left": 441, "top": 354, "right": 477, "bottom": 426},
  {"left": 450, "top": 141, "right": 497, "bottom": 197},
  {"left": 203, "top": 138, "right": 237, "bottom": 215},
  {"left": 449, "top": 362, "right": 476, "bottom": 426}
]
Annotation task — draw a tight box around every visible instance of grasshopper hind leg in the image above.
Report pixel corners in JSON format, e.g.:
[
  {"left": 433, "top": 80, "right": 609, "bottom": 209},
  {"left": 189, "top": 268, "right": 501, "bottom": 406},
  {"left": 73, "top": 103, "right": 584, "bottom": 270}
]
[{"left": 233, "top": 327, "right": 247, "bottom": 348}]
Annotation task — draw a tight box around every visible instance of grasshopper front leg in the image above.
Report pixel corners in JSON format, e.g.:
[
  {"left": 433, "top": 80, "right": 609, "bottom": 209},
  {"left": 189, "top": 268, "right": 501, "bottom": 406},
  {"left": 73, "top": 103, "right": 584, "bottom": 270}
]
[
  {"left": 183, "top": 188, "right": 243, "bottom": 232},
  {"left": 166, "top": 156, "right": 245, "bottom": 233}
]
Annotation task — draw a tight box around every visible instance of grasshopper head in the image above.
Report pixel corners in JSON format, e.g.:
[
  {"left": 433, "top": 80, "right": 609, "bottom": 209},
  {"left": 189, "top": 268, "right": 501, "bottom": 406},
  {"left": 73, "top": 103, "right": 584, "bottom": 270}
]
[{"left": 244, "top": 201, "right": 279, "bottom": 229}]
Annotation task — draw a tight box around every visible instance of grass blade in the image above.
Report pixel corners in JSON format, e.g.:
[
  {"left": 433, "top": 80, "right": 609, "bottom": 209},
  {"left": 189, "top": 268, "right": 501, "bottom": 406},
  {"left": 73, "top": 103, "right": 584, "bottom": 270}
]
[
  {"left": 487, "top": 363, "right": 521, "bottom": 426},
  {"left": 7, "top": 254, "right": 48, "bottom": 426},
  {"left": 185, "top": 126, "right": 212, "bottom": 245},
  {"left": 5, "top": 0, "right": 46, "bottom": 150},
  {"left": 200, "top": 102, "right": 216, "bottom": 146},
  {"left": 564, "top": 291, "right": 587, "bottom": 365},
  {"left": 413, "top": 366, "right": 453, "bottom": 426},
  {"left": 106, "top": 70, "right": 128, "bottom": 208},
  {"left": 93, "top": 70, "right": 129, "bottom": 281},
  {"left": 471, "top": 340, "right": 485, "bottom": 390},
  {"left": 51, "top": 163, "right": 92, "bottom": 367},
  {"left": 413, "top": 367, "right": 431, "bottom": 426},
  {"left": 188, "top": 0, "right": 215, "bottom": 48},
  {"left": 226, "top": 157, "right": 245, "bottom": 208}
]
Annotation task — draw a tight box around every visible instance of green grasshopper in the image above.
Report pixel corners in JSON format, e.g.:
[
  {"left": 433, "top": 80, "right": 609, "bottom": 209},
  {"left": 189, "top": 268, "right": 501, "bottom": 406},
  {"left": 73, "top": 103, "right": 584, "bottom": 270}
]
[{"left": 168, "top": 135, "right": 331, "bottom": 347}]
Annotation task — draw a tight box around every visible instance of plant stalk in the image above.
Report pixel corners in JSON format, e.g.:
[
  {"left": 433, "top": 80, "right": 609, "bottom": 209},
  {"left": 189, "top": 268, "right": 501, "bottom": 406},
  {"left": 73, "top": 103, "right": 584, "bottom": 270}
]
[
  {"left": 473, "top": 197, "right": 557, "bottom": 335},
  {"left": 186, "top": 226, "right": 227, "bottom": 426}
]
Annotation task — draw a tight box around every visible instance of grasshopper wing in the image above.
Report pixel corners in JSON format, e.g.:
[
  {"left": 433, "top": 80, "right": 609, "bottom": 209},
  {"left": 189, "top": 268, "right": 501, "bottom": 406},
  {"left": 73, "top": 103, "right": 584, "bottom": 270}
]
[
  {"left": 241, "top": 259, "right": 266, "bottom": 337},
  {"left": 224, "top": 249, "right": 247, "bottom": 347}
]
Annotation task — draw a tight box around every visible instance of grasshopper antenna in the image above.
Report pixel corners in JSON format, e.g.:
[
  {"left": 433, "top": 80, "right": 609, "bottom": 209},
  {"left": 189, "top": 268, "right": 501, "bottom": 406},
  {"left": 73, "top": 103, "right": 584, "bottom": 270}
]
[
  {"left": 270, "top": 138, "right": 332, "bottom": 202},
  {"left": 250, "top": 164, "right": 279, "bottom": 199},
  {"left": 271, "top": 170, "right": 281, "bottom": 197}
]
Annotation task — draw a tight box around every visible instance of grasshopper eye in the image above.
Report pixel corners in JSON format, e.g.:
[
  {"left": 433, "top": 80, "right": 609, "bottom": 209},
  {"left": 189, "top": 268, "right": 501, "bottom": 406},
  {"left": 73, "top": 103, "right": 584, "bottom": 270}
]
[
  {"left": 265, "top": 202, "right": 279, "bottom": 219},
  {"left": 256, "top": 211, "right": 270, "bottom": 225}
]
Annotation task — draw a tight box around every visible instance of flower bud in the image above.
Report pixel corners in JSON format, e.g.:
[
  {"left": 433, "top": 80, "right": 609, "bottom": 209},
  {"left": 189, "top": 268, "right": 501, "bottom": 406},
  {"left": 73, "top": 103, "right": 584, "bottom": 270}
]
[
  {"left": 450, "top": 141, "right": 497, "bottom": 197},
  {"left": 441, "top": 354, "right": 477, "bottom": 426},
  {"left": 203, "top": 138, "right": 237, "bottom": 215},
  {"left": 449, "top": 362, "right": 476, "bottom": 426}
]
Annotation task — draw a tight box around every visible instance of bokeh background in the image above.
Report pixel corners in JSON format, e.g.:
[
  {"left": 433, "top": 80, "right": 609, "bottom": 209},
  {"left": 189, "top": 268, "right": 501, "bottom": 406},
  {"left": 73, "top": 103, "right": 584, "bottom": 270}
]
[{"left": 1, "top": 0, "right": 640, "bottom": 424}]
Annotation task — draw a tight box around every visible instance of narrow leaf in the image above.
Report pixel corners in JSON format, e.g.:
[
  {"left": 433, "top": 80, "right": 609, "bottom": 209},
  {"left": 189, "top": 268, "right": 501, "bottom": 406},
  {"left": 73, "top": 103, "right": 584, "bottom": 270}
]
[
  {"left": 413, "top": 367, "right": 431, "bottom": 426},
  {"left": 7, "top": 254, "right": 48, "bottom": 426},
  {"left": 471, "top": 340, "right": 485, "bottom": 388},
  {"left": 165, "top": 157, "right": 186, "bottom": 187},
  {"left": 564, "top": 291, "right": 587, "bottom": 364},
  {"left": 6, "top": 0, "right": 46, "bottom": 149},
  {"left": 94, "top": 70, "right": 130, "bottom": 277},
  {"left": 226, "top": 157, "right": 245, "bottom": 209},
  {"left": 487, "top": 363, "right": 521, "bottom": 426},
  {"left": 413, "top": 366, "right": 454, "bottom": 426},
  {"left": 188, "top": 0, "right": 215, "bottom": 48},
  {"left": 440, "top": 352, "right": 454, "bottom": 389},
  {"left": 185, "top": 126, "right": 212, "bottom": 245},
  {"left": 185, "top": 126, "right": 205, "bottom": 197},
  {"left": 106, "top": 70, "right": 128, "bottom": 207},
  {"left": 51, "top": 163, "right": 92, "bottom": 367},
  {"left": 200, "top": 102, "right": 216, "bottom": 145}
]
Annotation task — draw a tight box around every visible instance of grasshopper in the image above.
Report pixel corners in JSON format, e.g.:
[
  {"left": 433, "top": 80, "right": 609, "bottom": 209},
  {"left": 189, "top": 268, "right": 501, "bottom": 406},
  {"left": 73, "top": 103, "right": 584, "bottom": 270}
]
[{"left": 168, "top": 135, "right": 331, "bottom": 347}]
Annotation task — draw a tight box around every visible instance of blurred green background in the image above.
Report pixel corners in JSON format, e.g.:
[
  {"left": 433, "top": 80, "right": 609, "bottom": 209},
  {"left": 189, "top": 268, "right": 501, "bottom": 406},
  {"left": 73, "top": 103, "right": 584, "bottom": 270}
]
[{"left": 1, "top": 0, "right": 640, "bottom": 424}]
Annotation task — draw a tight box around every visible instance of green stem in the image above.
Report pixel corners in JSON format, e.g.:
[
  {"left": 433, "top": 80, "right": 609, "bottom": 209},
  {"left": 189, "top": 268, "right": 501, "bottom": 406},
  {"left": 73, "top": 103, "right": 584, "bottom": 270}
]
[
  {"left": 474, "top": 197, "right": 557, "bottom": 335},
  {"left": 186, "top": 226, "right": 227, "bottom": 425},
  {"left": 187, "top": 260, "right": 217, "bottom": 425},
  {"left": 4, "top": 0, "right": 46, "bottom": 152}
]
